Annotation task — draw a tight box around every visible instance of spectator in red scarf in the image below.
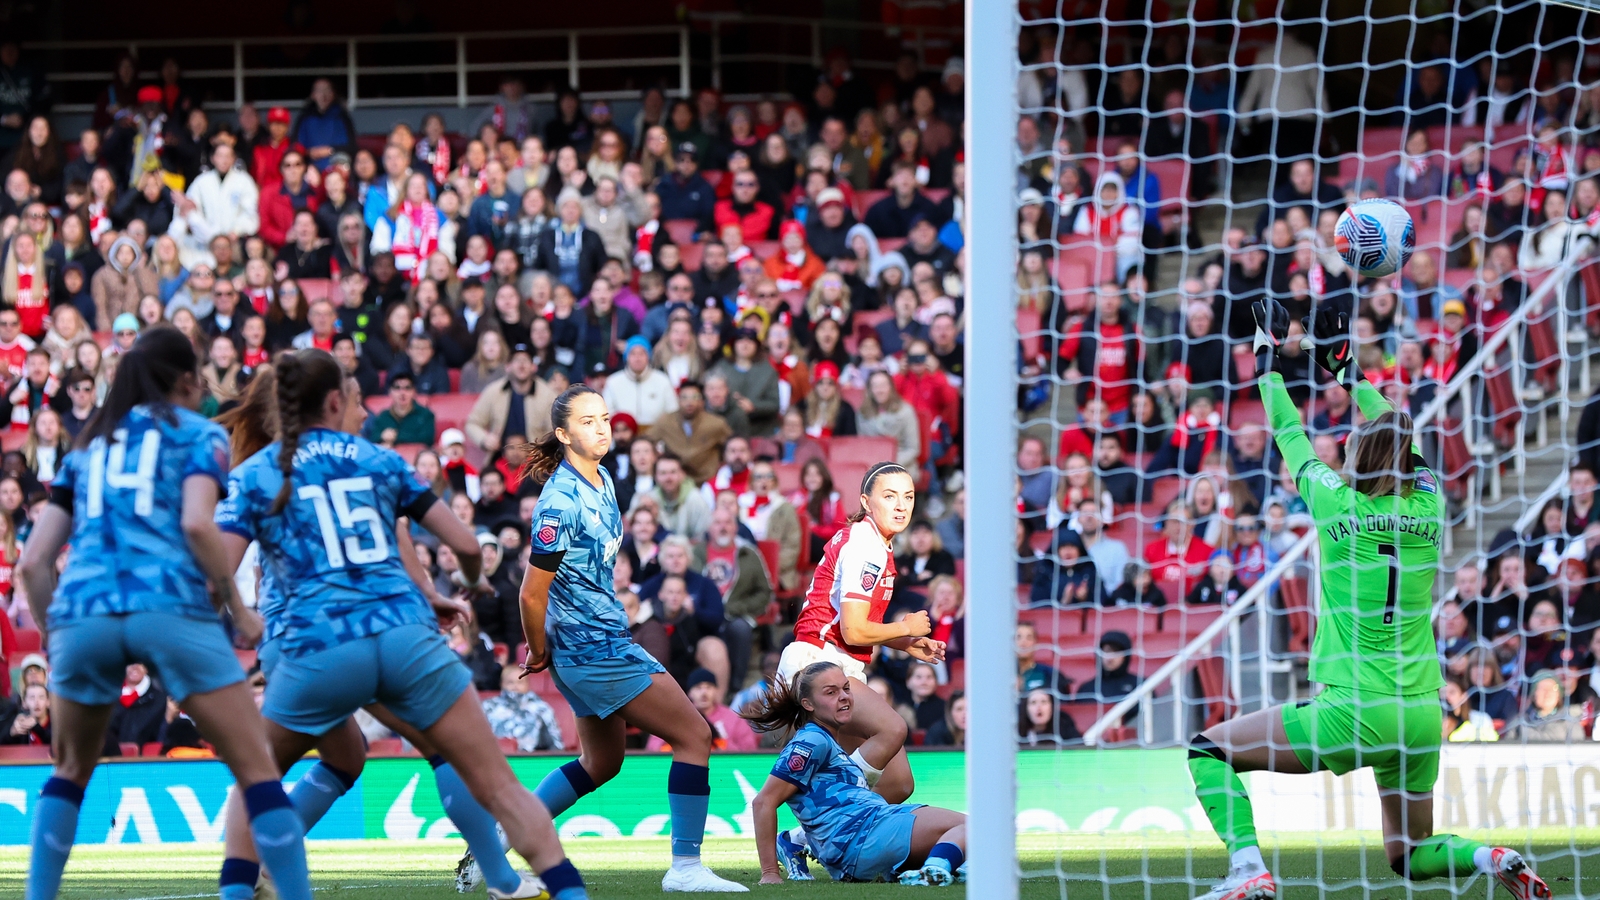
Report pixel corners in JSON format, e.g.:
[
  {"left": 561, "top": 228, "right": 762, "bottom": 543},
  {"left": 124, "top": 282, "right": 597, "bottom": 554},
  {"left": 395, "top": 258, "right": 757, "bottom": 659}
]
[
  {"left": 107, "top": 663, "right": 168, "bottom": 751},
  {"left": 713, "top": 169, "right": 777, "bottom": 242},
  {"left": 1148, "top": 390, "right": 1221, "bottom": 478},
  {"left": 763, "top": 220, "right": 826, "bottom": 294},
  {"left": 1143, "top": 500, "right": 1216, "bottom": 601},
  {"left": 370, "top": 172, "right": 440, "bottom": 284}
]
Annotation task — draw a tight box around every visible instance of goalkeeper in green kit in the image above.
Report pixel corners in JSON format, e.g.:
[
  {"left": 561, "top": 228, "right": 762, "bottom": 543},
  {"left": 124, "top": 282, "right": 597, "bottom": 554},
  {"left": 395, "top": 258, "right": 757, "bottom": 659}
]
[{"left": 1186, "top": 298, "right": 1550, "bottom": 900}]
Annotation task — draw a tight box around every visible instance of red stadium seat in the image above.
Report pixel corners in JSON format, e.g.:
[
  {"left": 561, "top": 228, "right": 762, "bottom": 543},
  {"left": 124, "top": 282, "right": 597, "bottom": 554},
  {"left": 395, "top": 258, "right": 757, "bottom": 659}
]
[
  {"left": 679, "top": 242, "right": 704, "bottom": 272},
  {"left": 298, "top": 279, "right": 332, "bottom": 304},
  {"left": 367, "top": 738, "right": 408, "bottom": 757},
  {"left": 538, "top": 691, "right": 580, "bottom": 750},
  {"left": 774, "top": 462, "right": 802, "bottom": 495},
  {"left": 1280, "top": 576, "right": 1314, "bottom": 654},
  {"left": 497, "top": 737, "right": 521, "bottom": 755},
  {"left": 828, "top": 436, "right": 898, "bottom": 469},
  {"left": 0, "top": 745, "right": 50, "bottom": 760},
  {"left": 1193, "top": 656, "right": 1231, "bottom": 727},
  {"left": 12, "top": 628, "right": 40, "bottom": 653},
  {"left": 420, "top": 393, "right": 477, "bottom": 433},
  {"left": 142, "top": 742, "right": 164, "bottom": 757},
  {"left": 749, "top": 240, "right": 779, "bottom": 260},
  {"left": 853, "top": 190, "right": 889, "bottom": 220},
  {"left": 663, "top": 219, "right": 699, "bottom": 245},
  {"left": 119, "top": 742, "right": 141, "bottom": 757}
]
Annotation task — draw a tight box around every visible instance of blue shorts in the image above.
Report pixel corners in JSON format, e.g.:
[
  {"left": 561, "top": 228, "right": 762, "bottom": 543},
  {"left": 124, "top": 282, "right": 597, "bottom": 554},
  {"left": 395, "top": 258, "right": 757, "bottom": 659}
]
[
  {"left": 262, "top": 624, "right": 470, "bottom": 736},
  {"left": 50, "top": 612, "right": 244, "bottom": 705},
  {"left": 820, "top": 804, "right": 925, "bottom": 883},
  {"left": 550, "top": 639, "right": 666, "bottom": 719},
  {"left": 258, "top": 639, "right": 281, "bottom": 680}
]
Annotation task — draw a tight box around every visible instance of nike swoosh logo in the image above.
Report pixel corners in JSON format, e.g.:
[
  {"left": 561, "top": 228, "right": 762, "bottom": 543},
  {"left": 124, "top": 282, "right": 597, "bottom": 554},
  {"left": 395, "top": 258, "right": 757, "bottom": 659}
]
[
  {"left": 43, "top": 834, "right": 73, "bottom": 853},
  {"left": 254, "top": 832, "right": 299, "bottom": 848}
]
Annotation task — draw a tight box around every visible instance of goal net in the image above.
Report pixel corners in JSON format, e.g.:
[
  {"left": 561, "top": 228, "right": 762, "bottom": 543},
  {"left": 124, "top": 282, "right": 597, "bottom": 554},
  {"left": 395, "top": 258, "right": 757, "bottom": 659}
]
[{"left": 990, "top": 0, "right": 1600, "bottom": 895}]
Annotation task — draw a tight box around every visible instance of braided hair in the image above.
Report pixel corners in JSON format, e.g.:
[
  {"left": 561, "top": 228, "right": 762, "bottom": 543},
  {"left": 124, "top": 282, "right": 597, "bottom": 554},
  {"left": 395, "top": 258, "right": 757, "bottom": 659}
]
[
  {"left": 268, "top": 349, "right": 344, "bottom": 514},
  {"left": 214, "top": 364, "right": 280, "bottom": 466},
  {"left": 845, "top": 461, "right": 912, "bottom": 524}
]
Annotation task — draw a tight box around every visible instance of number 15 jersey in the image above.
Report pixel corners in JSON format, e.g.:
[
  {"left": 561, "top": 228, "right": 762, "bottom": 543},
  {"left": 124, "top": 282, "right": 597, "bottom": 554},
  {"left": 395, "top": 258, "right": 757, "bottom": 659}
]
[
  {"left": 51, "top": 405, "right": 231, "bottom": 626},
  {"left": 217, "top": 427, "right": 438, "bottom": 657}
]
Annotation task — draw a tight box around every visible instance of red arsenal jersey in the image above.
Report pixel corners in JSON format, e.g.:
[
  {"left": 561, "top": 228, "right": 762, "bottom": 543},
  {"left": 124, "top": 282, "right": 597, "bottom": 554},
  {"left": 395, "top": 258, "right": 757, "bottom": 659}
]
[{"left": 793, "top": 519, "right": 896, "bottom": 663}]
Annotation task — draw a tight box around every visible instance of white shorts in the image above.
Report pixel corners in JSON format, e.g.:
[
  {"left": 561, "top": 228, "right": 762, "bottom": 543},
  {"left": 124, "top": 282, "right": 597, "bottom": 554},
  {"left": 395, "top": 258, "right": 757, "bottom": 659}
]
[{"left": 777, "top": 640, "right": 868, "bottom": 688}]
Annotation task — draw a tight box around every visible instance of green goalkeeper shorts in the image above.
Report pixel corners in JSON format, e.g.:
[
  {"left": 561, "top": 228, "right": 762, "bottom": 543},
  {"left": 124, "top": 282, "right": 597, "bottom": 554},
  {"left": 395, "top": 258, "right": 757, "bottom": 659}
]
[{"left": 1279, "top": 685, "right": 1443, "bottom": 795}]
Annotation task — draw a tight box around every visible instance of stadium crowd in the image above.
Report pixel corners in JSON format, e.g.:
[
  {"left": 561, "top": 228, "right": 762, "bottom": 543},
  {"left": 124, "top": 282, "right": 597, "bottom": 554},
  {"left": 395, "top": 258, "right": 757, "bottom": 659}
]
[{"left": 0, "top": 11, "right": 1599, "bottom": 755}]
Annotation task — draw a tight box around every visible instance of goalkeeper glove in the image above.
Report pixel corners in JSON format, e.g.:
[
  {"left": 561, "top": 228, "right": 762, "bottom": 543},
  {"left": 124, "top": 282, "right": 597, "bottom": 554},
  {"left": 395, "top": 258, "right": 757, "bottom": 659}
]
[
  {"left": 1251, "top": 298, "right": 1291, "bottom": 376},
  {"left": 1303, "top": 305, "right": 1359, "bottom": 385}
]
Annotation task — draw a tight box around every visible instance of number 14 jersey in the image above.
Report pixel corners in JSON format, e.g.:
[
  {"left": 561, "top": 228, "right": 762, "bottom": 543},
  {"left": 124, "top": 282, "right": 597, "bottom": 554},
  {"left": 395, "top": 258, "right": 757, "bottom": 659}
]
[
  {"left": 217, "top": 427, "right": 437, "bottom": 657},
  {"left": 51, "top": 405, "right": 231, "bottom": 625}
]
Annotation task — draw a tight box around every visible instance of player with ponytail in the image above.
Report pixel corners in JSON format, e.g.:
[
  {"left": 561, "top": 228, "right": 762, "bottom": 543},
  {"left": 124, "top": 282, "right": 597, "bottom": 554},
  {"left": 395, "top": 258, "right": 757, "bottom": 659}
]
[
  {"left": 1183, "top": 301, "right": 1550, "bottom": 900},
  {"left": 507, "top": 383, "right": 748, "bottom": 892},
  {"left": 767, "top": 460, "right": 944, "bottom": 882},
  {"left": 19, "top": 327, "right": 314, "bottom": 900},
  {"left": 213, "top": 349, "right": 589, "bottom": 900},
  {"left": 746, "top": 662, "right": 969, "bottom": 887}
]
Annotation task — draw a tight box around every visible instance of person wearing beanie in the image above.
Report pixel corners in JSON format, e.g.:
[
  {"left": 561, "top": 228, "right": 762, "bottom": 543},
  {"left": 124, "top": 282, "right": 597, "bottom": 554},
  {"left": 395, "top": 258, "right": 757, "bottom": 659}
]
[
  {"left": 645, "top": 667, "right": 757, "bottom": 752},
  {"left": 537, "top": 187, "right": 607, "bottom": 297},
  {"left": 1503, "top": 670, "right": 1587, "bottom": 742},
  {"left": 602, "top": 333, "right": 679, "bottom": 427},
  {"left": 1030, "top": 527, "right": 1101, "bottom": 607},
  {"left": 1186, "top": 549, "right": 1247, "bottom": 606},
  {"left": 1078, "top": 630, "right": 1143, "bottom": 720},
  {"left": 763, "top": 220, "right": 825, "bottom": 294}
]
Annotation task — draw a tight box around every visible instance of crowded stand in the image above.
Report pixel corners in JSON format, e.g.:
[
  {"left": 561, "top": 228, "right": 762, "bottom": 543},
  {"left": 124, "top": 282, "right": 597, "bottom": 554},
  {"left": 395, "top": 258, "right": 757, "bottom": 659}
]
[{"left": 1, "top": 5, "right": 1599, "bottom": 759}]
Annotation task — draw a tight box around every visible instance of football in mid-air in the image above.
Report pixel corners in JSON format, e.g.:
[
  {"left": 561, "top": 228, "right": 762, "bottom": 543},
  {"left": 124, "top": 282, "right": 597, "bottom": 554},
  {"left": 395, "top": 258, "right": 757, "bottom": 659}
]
[{"left": 1333, "top": 198, "right": 1415, "bottom": 278}]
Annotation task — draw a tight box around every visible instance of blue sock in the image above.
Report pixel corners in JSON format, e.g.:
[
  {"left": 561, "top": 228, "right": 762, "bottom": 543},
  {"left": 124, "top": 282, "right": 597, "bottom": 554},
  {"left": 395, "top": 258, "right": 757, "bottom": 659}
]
[
  {"left": 926, "top": 841, "right": 964, "bottom": 872},
  {"left": 431, "top": 759, "right": 520, "bottom": 894},
  {"left": 666, "top": 762, "right": 710, "bottom": 860},
  {"left": 243, "top": 782, "right": 311, "bottom": 900},
  {"left": 534, "top": 760, "right": 596, "bottom": 818},
  {"left": 218, "top": 858, "right": 260, "bottom": 900},
  {"left": 288, "top": 762, "right": 357, "bottom": 832},
  {"left": 26, "top": 776, "right": 83, "bottom": 900},
  {"left": 539, "top": 859, "right": 588, "bottom": 900}
]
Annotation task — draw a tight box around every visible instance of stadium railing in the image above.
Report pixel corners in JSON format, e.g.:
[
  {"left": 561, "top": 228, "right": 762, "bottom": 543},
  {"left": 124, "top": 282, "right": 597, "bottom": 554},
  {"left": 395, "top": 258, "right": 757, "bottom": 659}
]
[
  {"left": 1081, "top": 253, "right": 1588, "bottom": 747},
  {"left": 23, "top": 16, "right": 962, "bottom": 113}
]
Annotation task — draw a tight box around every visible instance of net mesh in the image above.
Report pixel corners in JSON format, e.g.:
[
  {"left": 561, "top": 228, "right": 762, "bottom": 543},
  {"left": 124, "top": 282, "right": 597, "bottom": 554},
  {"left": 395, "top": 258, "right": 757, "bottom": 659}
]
[{"left": 1004, "top": 1, "right": 1600, "bottom": 895}]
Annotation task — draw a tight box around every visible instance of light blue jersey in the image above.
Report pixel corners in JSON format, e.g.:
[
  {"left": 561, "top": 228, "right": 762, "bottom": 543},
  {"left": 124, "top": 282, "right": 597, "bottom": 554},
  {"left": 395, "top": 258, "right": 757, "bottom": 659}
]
[
  {"left": 216, "top": 428, "right": 437, "bottom": 658},
  {"left": 50, "top": 405, "right": 230, "bottom": 625},
  {"left": 772, "top": 724, "right": 896, "bottom": 864},
  {"left": 529, "top": 461, "right": 626, "bottom": 652}
]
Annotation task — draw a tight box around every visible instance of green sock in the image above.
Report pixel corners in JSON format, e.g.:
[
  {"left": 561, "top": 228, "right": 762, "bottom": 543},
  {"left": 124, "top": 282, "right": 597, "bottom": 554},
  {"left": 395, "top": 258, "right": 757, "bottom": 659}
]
[
  {"left": 1407, "top": 834, "right": 1485, "bottom": 881},
  {"left": 1187, "top": 737, "right": 1258, "bottom": 853}
]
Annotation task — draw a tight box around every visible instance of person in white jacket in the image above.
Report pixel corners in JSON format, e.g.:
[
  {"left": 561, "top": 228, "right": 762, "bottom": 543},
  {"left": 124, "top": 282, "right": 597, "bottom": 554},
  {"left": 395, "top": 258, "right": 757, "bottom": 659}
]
[
  {"left": 168, "top": 143, "right": 259, "bottom": 268},
  {"left": 1235, "top": 27, "right": 1328, "bottom": 161},
  {"left": 1072, "top": 172, "right": 1144, "bottom": 282},
  {"left": 603, "top": 335, "right": 680, "bottom": 427}
]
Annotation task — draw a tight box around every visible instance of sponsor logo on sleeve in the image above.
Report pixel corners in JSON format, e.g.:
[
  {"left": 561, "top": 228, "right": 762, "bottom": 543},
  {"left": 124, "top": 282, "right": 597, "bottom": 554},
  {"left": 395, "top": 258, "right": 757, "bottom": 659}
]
[
  {"left": 537, "top": 514, "right": 560, "bottom": 546},
  {"left": 859, "top": 560, "right": 882, "bottom": 593},
  {"left": 787, "top": 744, "right": 812, "bottom": 772}
]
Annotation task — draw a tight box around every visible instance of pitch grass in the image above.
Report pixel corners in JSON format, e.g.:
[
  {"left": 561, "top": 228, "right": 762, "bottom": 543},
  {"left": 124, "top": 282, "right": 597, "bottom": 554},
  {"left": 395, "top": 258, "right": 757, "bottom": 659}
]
[{"left": 0, "top": 832, "right": 1597, "bottom": 899}]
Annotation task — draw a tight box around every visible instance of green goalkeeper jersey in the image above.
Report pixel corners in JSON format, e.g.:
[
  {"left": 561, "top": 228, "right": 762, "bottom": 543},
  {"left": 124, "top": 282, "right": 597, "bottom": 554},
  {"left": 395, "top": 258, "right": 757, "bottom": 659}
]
[{"left": 1262, "top": 373, "right": 1446, "bottom": 698}]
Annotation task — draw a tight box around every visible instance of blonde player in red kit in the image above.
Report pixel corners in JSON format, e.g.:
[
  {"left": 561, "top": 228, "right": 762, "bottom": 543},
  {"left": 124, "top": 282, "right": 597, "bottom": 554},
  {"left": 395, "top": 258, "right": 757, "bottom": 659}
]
[{"left": 768, "top": 462, "right": 946, "bottom": 881}]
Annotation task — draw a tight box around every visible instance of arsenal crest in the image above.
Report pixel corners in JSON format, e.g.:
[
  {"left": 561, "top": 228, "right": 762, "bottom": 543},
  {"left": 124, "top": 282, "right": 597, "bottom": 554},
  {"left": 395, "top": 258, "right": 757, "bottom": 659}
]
[{"left": 859, "top": 561, "right": 882, "bottom": 593}]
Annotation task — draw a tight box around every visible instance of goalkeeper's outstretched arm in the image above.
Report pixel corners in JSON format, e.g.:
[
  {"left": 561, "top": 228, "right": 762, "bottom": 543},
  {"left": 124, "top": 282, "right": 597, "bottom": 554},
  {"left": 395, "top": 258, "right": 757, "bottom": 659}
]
[{"left": 1260, "top": 371, "right": 1317, "bottom": 478}]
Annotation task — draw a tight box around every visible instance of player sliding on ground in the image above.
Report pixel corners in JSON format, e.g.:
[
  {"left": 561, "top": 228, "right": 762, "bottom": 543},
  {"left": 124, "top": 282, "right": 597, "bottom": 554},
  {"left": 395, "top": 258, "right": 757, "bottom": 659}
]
[
  {"left": 769, "top": 462, "right": 944, "bottom": 880},
  {"left": 1185, "top": 299, "right": 1550, "bottom": 900},
  {"left": 747, "top": 661, "right": 967, "bottom": 886}
]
